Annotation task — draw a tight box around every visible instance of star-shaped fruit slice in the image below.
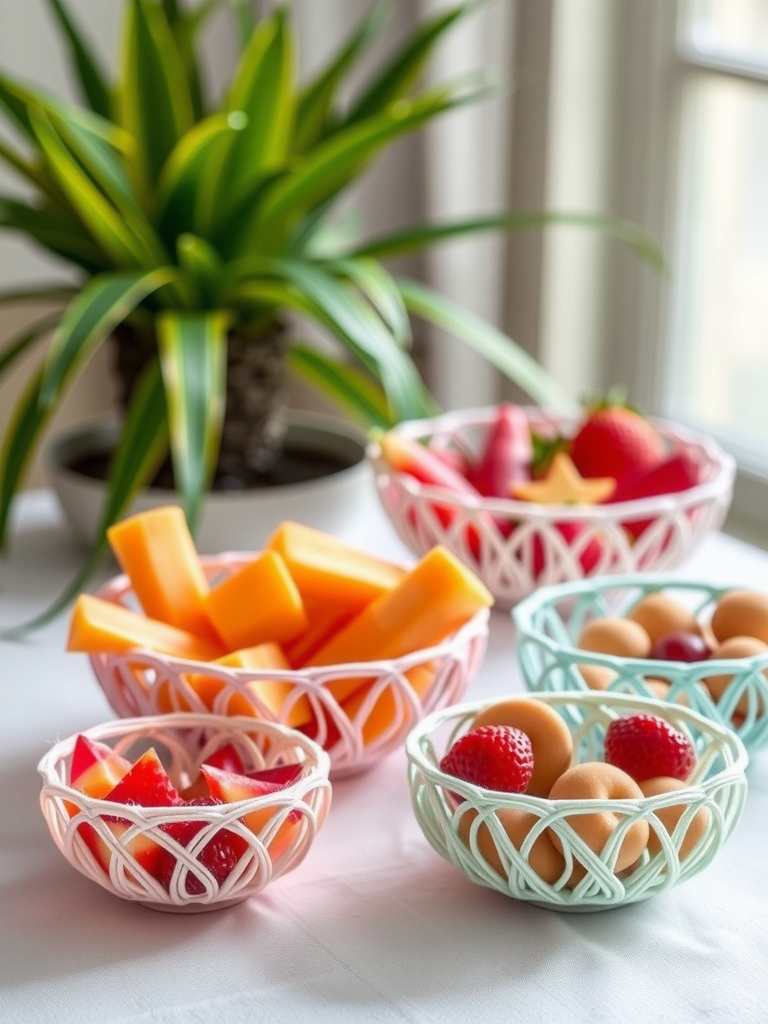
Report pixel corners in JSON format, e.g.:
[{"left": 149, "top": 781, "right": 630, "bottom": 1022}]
[{"left": 510, "top": 452, "right": 616, "bottom": 505}]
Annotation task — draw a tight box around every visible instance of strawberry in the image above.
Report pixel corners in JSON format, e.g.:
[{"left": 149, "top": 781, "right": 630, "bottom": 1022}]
[
  {"left": 569, "top": 397, "right": 664, "bottom": 482},
  {"left": 439, "top": 724, "right": 534, "bottom": 793},
  {"left": 158, "top": 797, "right": 247, "bottom": 895},
  {"left": 604, "top": 713, "right": 696, "bottom": 782}
]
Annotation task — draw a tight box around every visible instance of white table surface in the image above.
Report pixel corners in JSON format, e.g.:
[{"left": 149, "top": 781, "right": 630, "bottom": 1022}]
[{"left": 1, "top": 487, "right": 767, "bottom": 1024}]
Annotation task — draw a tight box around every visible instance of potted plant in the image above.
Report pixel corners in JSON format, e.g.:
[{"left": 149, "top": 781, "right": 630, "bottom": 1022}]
[{"left": 0, "top": 0, "right": 659, "bottom": 627}]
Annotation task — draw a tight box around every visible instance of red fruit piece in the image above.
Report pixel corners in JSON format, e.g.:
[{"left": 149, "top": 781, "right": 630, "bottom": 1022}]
[
  {"left": 248, "top": 763, "right": 303, "bottom": 787},
  {"left": 570, "top": 400, "right": 664, "bottom": 482},
  {"left": 200, "top": 763, "right": 303, "bottom": 860},
  {"left": 468, "top": 403, "right": 532, "bottom": 498},
  {"left": 649, "top": 631, "right": 711, "bottom": 663},
  {"left": 606, "top": 450, "right": 701, "bottom": 541},
  {"left": 377, "top": 431, "right": 486, "bottom": 559},
  {"left": 105, "top": 748, "right": 182, "bottom": 809},
  {"left": 604, "top": 713, "right": 696, "bottom": 782},
  {"left": 203, "top": 742, "right": 246, "bottom": 774},
  {"left": 158, "top": 797, "right": 247, "bottom": 895},
  {"left": 439, "top": 724, "right": 534, "bottom": 793},
  {"left": 70, "top": 734, "right": 119, "bottom": 784}
]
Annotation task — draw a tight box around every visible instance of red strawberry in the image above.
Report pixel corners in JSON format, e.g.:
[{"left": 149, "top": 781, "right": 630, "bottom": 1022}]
[
  {"left": 439, "top": 725, "right": 534, "bottom": 793},
  {"left": 570, "top": 399, "right": 664, "bottom": 482},
  {"left": 158, "top": 797, "right": 247, "bottom": 895},
  {"left": 604, "top": 713, "right": 696, "bottom": 782}
]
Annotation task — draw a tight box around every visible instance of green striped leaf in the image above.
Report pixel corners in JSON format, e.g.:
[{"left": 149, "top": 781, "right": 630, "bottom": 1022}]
[
  {"left": 157, "top": 310, "right": 229, "bottom": 531},
  {"left": 251, "top": 87, "right": 485, "bottom": 245},
  {"left": 293, "top": 0, "right": 392, "bottom": 153},
  {"left": 39, "top": 268, "right": 179, "bottom": 408},
  {"left": 397, "top": 276, "right": 577, "bottom": 411},
  {"left": 176, "top": 234, "right": 223, "bottom": 306},
  {"left": 120, "top": 0, "right": 194, "bottom": 196},
  {"left": 0, "top": 312, "right": 62, "bottom": 376},
  {"left": 0, "top": 72, "right": 130, "bottom": 150},
  {"left": 0, "top": 196, "right": 103, "bottom": 267},
  {"left": 30, "top": 112, "right": 154, "bottom": 269},
  {"left": 156, "top": 112, "right": 247, "bottom": 240},
  {"left": 0, "top": 137, "right": 57, "bottom": 197},
  {"left": 325, "top": 256, "right": 411, "bottom": 346},
  {"left": 344, "top": 2, "right": 474, "bottom": 124},
  {"left": 269, "top": 258, "right": 434, "bottom": 422},
  {"left": 45, "top": 0, "right": 111, "bottom": 117},
  {"left": 0, "top": 367, "right": 51, "bottom": 548},
  {"left": 287, "top": 344, "right": 394, "bottom": 428},
  {"left": 52, "top": 114, "right": 168, "bottom": 266},
  {"left": 352, "top": 210, "right": 665, "bottom": 272},
  {"left": 0, "top": 359, "right": 170, "bottom": 636},
  {"left": 99, "top": 356, "right": 170, "bottom": 530},
  {"left": 215, "top": 9, "right": 294, "bottom": 215}
]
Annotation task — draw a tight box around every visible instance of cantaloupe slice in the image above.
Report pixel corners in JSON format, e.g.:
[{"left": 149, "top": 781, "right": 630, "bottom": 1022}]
[
  {"left": 67, "top": 594, "right": 223, "bottom": 661},
  {"left": 107, "top": 505, "right": 221, "bottom": 645},
  {"left": 264, "top": 520, "right": 406, "bottom": 608},
  {"left": 202, "top": 551, "right": 308, "bottom": 651},
  {"left": 306, "top": 545, "right": 493, "bottom": 703},
  {"left": 185, "top": 643, "right": 312, "bottom": 727}
]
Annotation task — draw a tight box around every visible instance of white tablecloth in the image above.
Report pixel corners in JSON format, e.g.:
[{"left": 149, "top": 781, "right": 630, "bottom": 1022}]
[{"left": 1, "top": 487, "right": 766, "bottom": 1024}]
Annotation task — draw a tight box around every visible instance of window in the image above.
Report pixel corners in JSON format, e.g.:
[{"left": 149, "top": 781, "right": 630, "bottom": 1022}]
[{"left": 571, "top": 0, "right": 768, "bottom": 546}]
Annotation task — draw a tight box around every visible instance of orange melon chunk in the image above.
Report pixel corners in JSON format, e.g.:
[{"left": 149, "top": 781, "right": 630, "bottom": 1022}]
[
  {"left": 186, "top": 643, "right": 312, "bottom": 727},
  {"left": 264, "top": 520, "right": 406, "bottom": 608},
  {"left": 306, "top": 545, "right": 493, "bottom": 703},
  {"left": 203, "top": 551, "right": 308, "bottom": 651},
  {"left": 67, "top": 594, "right": 223, "bottom": 661},
  {"left": 282, "top": 598, "right": 357, "bottom": 668},
  {"left": 107, "top": 505, "right": 221, "bottom": 645}
]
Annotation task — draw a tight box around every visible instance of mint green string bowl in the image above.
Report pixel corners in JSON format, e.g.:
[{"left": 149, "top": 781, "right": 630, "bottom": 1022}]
[
  {"left": 405, "top": 691, "right": 748, "bottom": 912},
  {"left": 512, "top": 574, "right": 768, "bottom": 755}
]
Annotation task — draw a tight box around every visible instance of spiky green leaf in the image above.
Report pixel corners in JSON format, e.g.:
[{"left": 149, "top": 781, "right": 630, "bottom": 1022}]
[
  {"left": 156, "top": 111, "right": 247, "bottom": 240},
  {"left": 325, "top": 256, "right": 411, "bottom": 345},
  {"left": 45, "top": 0, "right": 111, "bottom": 117},
  {"left": 156, "top": 310, "right": 229, "bottom": 531},
  {"left": 39, "top": 268, "right": 180, "bottom": 408},
  {"left": 213, "top": 9, "right": 293, "bottom": 218},
  {"left": 398, "top": 276, "right": 577, "bottom": 411},
  {"left": 352, "top": 210, "right": 665, "bottom": 271},
  {"left": 120, "top": 0, "right": 194, "bottom": 196},
  {"left": 0, "top": 312, "right": 62, "bottom": 377},
  {"left": 287, "top": 344, "right": 395, "bottom": 428},
  {"left": 269, "top": 258, "right": 433, "bottom": 422},
  {"left": 343, "top": 1, "right": 478, "bottom": 124},
  {"left": 30, "top": 112, "right": 155, "bottom": 268},
  {"left": 293, "top": 0, "right": 392, "bottom": 152}
]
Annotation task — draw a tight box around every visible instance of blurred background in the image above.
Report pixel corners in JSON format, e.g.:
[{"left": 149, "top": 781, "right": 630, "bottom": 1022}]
[{"left": 1, "top": 0, "right": 766, "bottom": 546}]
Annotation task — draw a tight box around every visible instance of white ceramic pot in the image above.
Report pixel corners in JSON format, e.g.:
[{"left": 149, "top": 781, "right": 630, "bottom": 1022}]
[{"left": 46, "top": 411, "right": 373, "bottom": 553}]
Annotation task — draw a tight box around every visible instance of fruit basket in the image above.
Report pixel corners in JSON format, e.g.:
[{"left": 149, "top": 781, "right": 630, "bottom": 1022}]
[
  {"left": 38, "top": 713, "right": 332, "bottom": 912},
  {"left": 368, "top": 407, "right": 735, "bottom": 608},
  {"left": 86, "top": 555, "right": 490, "bottom": 779},
  {"left": 513, "top": 574, "right": 768, "bottom": 755},
  {"left": 405, "top": 691, "right": 748, "bottom": 912}
]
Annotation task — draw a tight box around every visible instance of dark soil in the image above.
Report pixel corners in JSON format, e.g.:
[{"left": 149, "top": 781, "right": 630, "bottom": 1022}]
[{"left": 68, "top": 444, "right": 354, "bottom": 493}]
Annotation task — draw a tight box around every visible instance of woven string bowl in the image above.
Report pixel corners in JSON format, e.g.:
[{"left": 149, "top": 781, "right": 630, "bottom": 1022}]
[
  {"left": 88, "top": 556, "right": 490, "bottom": 780},
  {"left": 513, "top": 574, "right": 768, "bottom": 755},
  {"left": 406, "top": 691, "right": 748, "bottom": 912},
  {"left": 368, "top": 407, "right": 735, "bottom": 610},
  {"left": 38, "top": 713, "right": 332, "bottom": 912}
]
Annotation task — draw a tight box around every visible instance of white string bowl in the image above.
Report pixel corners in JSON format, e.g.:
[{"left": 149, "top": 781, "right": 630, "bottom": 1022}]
[
  {"left": 87, "top": 557, "right": 490, "bottom": 780},
  {"left": 513, "top": 573, "right": 768, "bottom": 755},
  {"left": 406, "top": 691, "right": 748, "bottom": 912},
  {"left": 38, "top": 713, "right": 332, "bottom": 912},
  {"left": 367, "top": 408, "right": 735, "bottom": 609}
]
